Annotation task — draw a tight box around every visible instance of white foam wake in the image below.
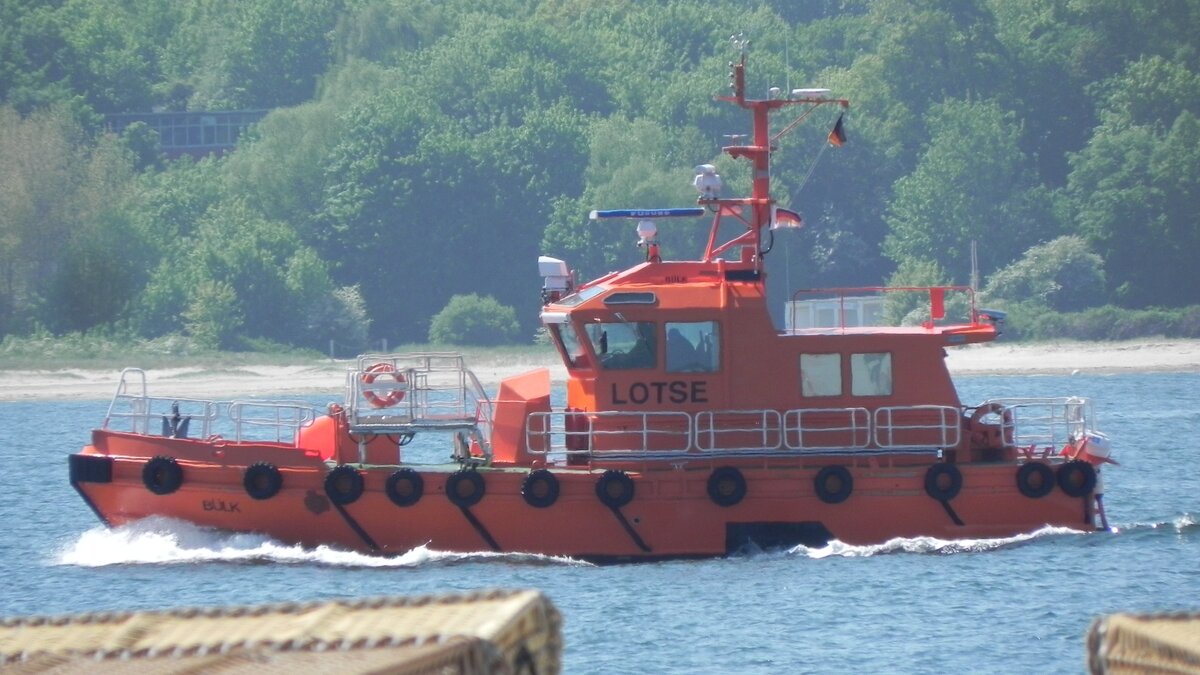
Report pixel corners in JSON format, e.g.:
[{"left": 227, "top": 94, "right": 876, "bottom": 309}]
[
  {"left": 1109, "top": 512, "right": 1198, "bottom": 535},
  {"left": 791, "top": 525, "right": 1084, "bottom": 558},
  {"left": 55, "top": 517, "right": 586, "bottom": 568}
]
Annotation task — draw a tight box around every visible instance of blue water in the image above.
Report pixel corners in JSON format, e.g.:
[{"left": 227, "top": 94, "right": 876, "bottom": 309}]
[{"left": 2, "top": 372, "right": 1198, "bottom": 673}]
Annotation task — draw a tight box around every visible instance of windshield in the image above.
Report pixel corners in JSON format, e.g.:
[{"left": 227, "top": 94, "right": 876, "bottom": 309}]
[
  {"left": 549, "top": 324, "right": 591, "bottom": 369},
  {"left": 586, "top": 321, "right": 657, "bottom": 370}
]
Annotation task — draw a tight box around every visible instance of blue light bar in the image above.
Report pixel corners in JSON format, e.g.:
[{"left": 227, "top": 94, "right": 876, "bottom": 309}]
[{"left": 589, "top": 208, "right": 707, "bottom": 220}]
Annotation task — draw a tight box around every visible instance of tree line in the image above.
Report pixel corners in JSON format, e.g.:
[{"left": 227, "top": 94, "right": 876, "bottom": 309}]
[{"left": 1, "top": 0, "right": 1197, "bottom": 350}]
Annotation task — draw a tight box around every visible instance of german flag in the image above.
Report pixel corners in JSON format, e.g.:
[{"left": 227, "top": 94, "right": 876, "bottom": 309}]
[{"left": 828, "top": 113, "right": 846, "bottom": 147}]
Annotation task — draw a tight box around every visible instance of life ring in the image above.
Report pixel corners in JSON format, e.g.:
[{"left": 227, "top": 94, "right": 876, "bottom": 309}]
[
  {"left": 1015, "top": 462, "right": 1054, "bottom": 499},
  {"left": 143, "top": 455, "right": 183, "bottom": 495},
  {"left": 1057, "top": 460, "right": 1097, "bottom": 498},
  {"left": 595, "top": 469, "right": 635, "bottom": 509},
  {"left": 521, "top": 469, "right": 560, "bottom": 508},
  {"left": 386, "top": 468, "right": 423, "bottom": 507},
  {"left": 924, "top": 463, "right": 963, "bottom": 502},
  {"left": 243, "top": 462, "right": 283, "bottom": 500},
  {"left": 706, "top": 466, "right": 747, "bottom": 507},
  {"left": 361, "top": 363, "right": 407, "bottom": 409},
  {"left": 446, "top": 470, "right": 486, "bottom": 508},
  {"left": 969, "top": 402, "right": 1014, "bottom": 449},
  {"left": 814, "top": 465, "right": 853, "bottom": 504},
  {"left": 324, "top": 465, "right": 364, "bottom": 505}
]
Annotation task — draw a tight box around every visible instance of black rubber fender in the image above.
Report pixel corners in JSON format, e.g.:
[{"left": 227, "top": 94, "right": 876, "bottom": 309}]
[
  {"left": 595, "top": 469, "right": 635, "bottom": 509},
  {"left": 143, "top": 455, "right": 183, "bottom": 495},
  {"left": 386, "top": 468, "right": 424, "bottom": 507},
  {"left": 243, "top": 462, "right": 283, "bottom": 500},
  {"left": 324, "top": 465, "right": 364, "bottom": 506},
  {"left": 1015, "top": 462, "right": 1055, "bottom": 499},
  {"left": 814, "top": 465, "right": 853, "bottom": 504},
  {"left": 1057, "top": 460, "right": 1097, "bottom": 498},
  {"left": 924, "top": 463, "right": 963, "bottom": 502},
  {"left": 521, "top": 469, "right": 560, "bottom": 508},
  {"left": 707, "top": 466, "right": 747, "bottom": 507},
  {"left": 446, "top": 470, "right": 486, "bottom": 508}
]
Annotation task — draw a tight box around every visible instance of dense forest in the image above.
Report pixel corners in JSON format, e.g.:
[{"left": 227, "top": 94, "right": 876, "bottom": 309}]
[{"left": 1, "top": 0, "right": 1198, "bottom": 351}]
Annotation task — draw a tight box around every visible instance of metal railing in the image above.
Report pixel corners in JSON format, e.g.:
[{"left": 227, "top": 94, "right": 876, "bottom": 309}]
[
  {"left": 784, "top": 407, "right": 871, "bottom": 450},
  {"left": 695, "top": 410, "right": 784, "bottom": 453},
  {"left": 982, "top": 397, "right": 1095, "bottom": 452},
  {"left": 525, "top": 403, "right": 970, "bottom": 459},
  {"left": 229, "top": 401, "right": 317, "bottom": 444},
  {"left": 101, "top": 368, "right": 318, "bottom": 445},
  {"left": 873, "top": 405, "right": 962, "bottom": 449},
  {"left": 786, "top": 285, "right": 981, "bottom": 332},
  {"left": 345, "top": 353, "right": 495, "bottom": 458}
]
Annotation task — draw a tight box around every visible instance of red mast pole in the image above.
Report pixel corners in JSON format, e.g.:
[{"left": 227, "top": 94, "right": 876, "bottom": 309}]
[{"left": 705, "top": 52, "right": 849, "bottom": 269}]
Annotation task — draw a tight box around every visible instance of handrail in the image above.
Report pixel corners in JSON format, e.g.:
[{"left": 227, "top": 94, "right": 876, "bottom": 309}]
[
  {"left": 694, "top": 410, "right": 783, "bottom": 452},
  {"left": 525, "top": 403, "right": 977, "bottom": 459},
  {"left": 786, "top": 285, "right": 980, "bottom": 331},
  {"left": 101, "top": 367, "right": 322, "bottom": 445},
  {"left": 346, "top": 352, "right": 495, "bottom": 461},
  {"left": 104, "top": 391, "right": 221, "bottom": 438},
  {"left": 873, "top": 405, "right": 961, "bottom": 449},
  {"left": 784, "top": 407, "right": 871, "bottom": 450},
  {"left": 229, "top": 401, "right": 317, "bottom": 444},
  {"left": 982, "top": 397, "right": 1095, "bottom": 451}
]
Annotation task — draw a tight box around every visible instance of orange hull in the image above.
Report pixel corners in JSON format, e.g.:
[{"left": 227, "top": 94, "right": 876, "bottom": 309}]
[{"left": 71, "top": 432, "right": 1096, "bottom": 562}]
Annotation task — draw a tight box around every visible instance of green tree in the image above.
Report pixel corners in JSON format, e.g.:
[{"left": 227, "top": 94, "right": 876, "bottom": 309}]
[
  {"left": 43, "top": 132, "right": 144, "bottom": 332},
  {"left": 982, "top": 235, "right": 1105, "bottom": 311},
  {"left": 428, "top": 294, "right": 519, "bottom": 346},
  {"left": 1067, "top": 54, "right": 1200, "bottom": 307},
  {"left": 183, "top": 278, "right": 242, "bottom": 349},
  {"left": 56, "top": 0, "right": 171, "bottom": 113},
  {"left": 883, "top": 98, "right": 1054, "bottom": 282},
  {"left": 0, "top": 105, "right": 141, "bottom": 334},
  {"left": 135, "top": 196, "right": 341, "bottom": 347},
  {"left": 222, "top": 100, "right": 342, "bottom": 239},
  {"left": 190, "top": 0, "right": 343, "bottom": 109}
]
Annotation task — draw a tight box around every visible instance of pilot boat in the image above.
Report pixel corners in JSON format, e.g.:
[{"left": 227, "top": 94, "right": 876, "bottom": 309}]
[{"left": 68, "top": 48, "right": 1114, "bottom": 562}]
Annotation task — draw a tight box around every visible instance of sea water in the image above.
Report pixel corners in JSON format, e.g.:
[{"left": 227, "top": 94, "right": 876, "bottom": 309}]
[{"left": 2, "top": 372, "right": 1198, "bottom": 673}]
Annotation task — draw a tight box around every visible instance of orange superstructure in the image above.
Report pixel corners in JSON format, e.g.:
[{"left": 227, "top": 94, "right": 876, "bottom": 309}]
[{"left": 68, "top": 47, "right": 1113, "bottom": 562}]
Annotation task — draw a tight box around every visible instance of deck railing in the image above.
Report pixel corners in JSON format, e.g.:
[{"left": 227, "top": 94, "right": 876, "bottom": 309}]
[
  {"left": 102, "top": 368, "right": 317, "bottom": 444},
  {"left": 982, "top": 397, "right": 1094, "bottom": 453},
  {"left": 345, "top": 353, "right": 494, "bottom": 459},
  {"left": 525, "top": 401, "right": 995, "bottom": 460}
]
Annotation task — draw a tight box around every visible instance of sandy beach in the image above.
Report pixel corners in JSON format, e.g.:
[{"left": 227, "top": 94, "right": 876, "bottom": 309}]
[{"left": 1, "top": 339, "right": 1197, "bottom": 402}]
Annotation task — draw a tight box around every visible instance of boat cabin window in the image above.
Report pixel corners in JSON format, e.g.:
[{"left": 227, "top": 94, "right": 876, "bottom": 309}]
[
  {"left": 587, "top": 321, "right": 656, "bottom": 369},
  {"left": 851, "top": 352, "right": 893, "bottom": 396},
  {"left": 666, "top": 321, "right": 720, "bottom": 373},
  {"left": 605, "top": 292, "right": 657, "bottom": 305},
  {"left": 557, "top": 285, "right": 607, "bottom": 307},
  {"left": 801, "top": 353, "right": 842, "bottom": 397},
  {"left": 549, "top": 324, "right": 591, "bottom": 369}
]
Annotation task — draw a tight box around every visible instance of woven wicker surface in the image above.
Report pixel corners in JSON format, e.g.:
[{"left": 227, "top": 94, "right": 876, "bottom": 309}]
[
  {"left": 0, "top": 589, "right": 560, "bottom": 674},
  {"left": 1088, "top": 612, "right": 1200, "bottom": 674}
]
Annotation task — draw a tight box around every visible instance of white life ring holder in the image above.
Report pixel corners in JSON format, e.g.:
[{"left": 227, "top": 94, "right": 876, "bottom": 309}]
[{"left": 361, "top": 363, "right": 407, "bottom": 408}]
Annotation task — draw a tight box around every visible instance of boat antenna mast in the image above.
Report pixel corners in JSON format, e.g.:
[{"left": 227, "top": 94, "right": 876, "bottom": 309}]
[{"left": 696, "top": 34, "right": 849, "bottom": 271}]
